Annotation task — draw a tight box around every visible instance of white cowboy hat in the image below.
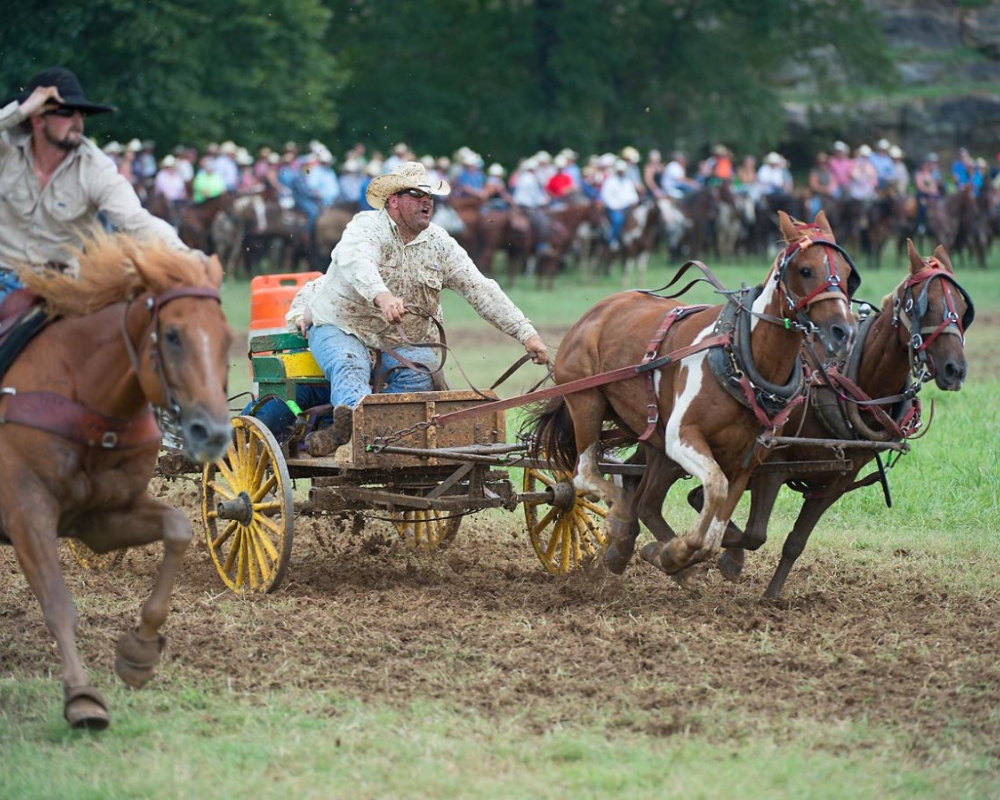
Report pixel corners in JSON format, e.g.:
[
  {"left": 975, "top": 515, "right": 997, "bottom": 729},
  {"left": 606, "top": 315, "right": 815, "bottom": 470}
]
[
  {"left": 103, "top": 140, "right": 122, "bottom": 154},
  {"left": 764, "top": 151, "right": 782, "bottom": 165},
  {"left": 876, "top": 138, "right": 891, "bottom": 151},
  {"left": 889, "top": 145, "right": 903, "bottom": 159},
  {"left": 365, "top": 161, "right": 450, "bottom": 209},
  {"left": 857, "top": 144, "right": 872, "bottom": 157},
  {"left": 126, "top": 138, "right": 142, "bottom": 153},
  {"left": 487, "top": 163, "right": 505, "bottom": 177},
  {"left": 832, "top": 140, "right": 849, "bottom": 153},
  {"left": 160, "top": 154, "right": 177, "bottom": 168}
]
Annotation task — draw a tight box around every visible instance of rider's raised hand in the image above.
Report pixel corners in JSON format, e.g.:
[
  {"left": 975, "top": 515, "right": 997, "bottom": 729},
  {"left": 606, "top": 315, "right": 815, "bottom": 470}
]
[
  {"left": 523, "top": 334, "right": 549, "bottom": 365},
  {"left": 20, "top": 86, "right": 65, "bottom": 118}
]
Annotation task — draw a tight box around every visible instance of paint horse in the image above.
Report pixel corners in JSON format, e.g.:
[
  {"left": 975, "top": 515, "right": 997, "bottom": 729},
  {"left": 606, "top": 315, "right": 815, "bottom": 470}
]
[
  {"left": 526, "top": 211, "right": 859, "bottom": 580},
  {"left": 0, "top": 234, "right": 232, "bottom": 729},
  {"left": 709, "top": 240, "right": 972, "bottom": 597}
]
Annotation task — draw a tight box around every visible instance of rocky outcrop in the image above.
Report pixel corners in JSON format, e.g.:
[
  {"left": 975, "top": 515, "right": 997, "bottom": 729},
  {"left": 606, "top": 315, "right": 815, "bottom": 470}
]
[{"left": 783, "top": 1, "right": 1000, "bottom": 163}]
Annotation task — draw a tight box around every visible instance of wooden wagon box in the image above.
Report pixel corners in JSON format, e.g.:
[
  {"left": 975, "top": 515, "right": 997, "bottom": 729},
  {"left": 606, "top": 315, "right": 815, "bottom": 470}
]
[{"left": 327, "top": 390, "right": 506, "bottom": 469}]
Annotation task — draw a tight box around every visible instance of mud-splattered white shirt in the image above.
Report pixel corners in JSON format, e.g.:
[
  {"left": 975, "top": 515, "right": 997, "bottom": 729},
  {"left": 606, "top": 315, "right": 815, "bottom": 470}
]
[{"left": 301, "top": 209, "right": 538, "bottom": 349}]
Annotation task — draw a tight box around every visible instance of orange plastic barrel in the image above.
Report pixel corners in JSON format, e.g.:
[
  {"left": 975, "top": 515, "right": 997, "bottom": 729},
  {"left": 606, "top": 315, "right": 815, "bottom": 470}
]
[{"left": 249, "top": 272, "right": 323, "bottom": 333}]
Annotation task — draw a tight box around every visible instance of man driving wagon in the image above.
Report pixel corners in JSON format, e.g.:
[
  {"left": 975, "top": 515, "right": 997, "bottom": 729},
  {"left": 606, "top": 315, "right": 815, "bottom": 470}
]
[{"left": 285, "top": 161, "right": 549, "bottom": 457}]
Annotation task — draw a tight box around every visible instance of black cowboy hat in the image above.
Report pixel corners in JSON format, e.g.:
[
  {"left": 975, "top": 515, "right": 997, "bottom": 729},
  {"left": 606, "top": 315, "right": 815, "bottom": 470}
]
[{"left": 4, "top": 66, "right": 116, "bottom": 115}]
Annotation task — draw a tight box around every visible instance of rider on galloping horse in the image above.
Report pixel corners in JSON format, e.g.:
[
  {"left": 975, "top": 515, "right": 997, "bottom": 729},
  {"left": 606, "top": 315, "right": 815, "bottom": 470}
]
[{"left": 0, "top": 67, "right": 194, "bottom": 307}]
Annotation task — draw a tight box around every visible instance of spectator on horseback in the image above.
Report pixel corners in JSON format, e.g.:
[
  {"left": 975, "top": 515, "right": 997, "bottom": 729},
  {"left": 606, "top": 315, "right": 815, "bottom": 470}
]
[
  {"left": 545, "top": 154, "right": 575, "bottom": 202},
  {"left": 559, "top": 148, "right": 582, "bottom": 190},
  {"left": 102, "top": 139, "right": 122, "bottom": 168},
  {"left": 643, "top": 149, "right": 665, "bottom": 198},
  {"left": 134, "top": 139, "right": 157, "bottom": 182},
  {"left": 357, "top": 160, "right": 383, "bottom": 211},
  {"left": 951, "top": 147, "right": 974, "bottom": 193},
  {"left": 870, "top": 138, "right": 895, "bottom": 191},
  {"left": 847, "top": 145, "right": 877, "bottom": 202},
  {"left": 153, "top": 154, "right": 187, "bottom": 209},
  {"left": 235, "top": 148, "right": 261, "bottom": 194},
  {"left": 483, "top": 163, "right": 513, "bottom": 208},
  {"left": 828, "top": 141, "right": 853, "bottom": 196},
  {"left": 0, "top": 66, "right": 191, "bottom": 304},
  {"left": 535, "top": 150, "right": 556, "bottom": 188},
  {"left": 705, "top": 144, "right": 734, "bottom": 186},
  {"left": 307, "top": 148, "right": 341, "bottom": 207},
  {"left": 889, "top": 145, "right": 910, "bottom": 196},
  {"left": 734, "top": 154, "right": 759, "bottom": 200},
  {"left": 756, "top": 152, "right": 790, "bottom": 196},
  {"left": 383, "top": 142, "right": 411, "bottom": 173},
  {"left": 808, "top": 151, "right": 839, "bottom": 218},
  {"left": 453, "top": 151, "right": 487, "bottom": 201},
  {"left": 119, "top": 138, "right": 140, "bottom": 188},
  {"left": 620, "top": 146, "right": 644, "bottom": 193},
  {"left": 600, "top": 159, "right": 640, "bottom": 252},
  {"left": 213, "top": 141, "right": 240, "bottom": 191},
  {"left": 661, "top": 151, "right": 698, "bottom": 198},
  {"left": 512, "top": 157, "right": 552, "bottom": 255},
  {"left": 192, "top": 155, "right": 227, "bottom": 203},
  {"left": 291, "top": 151, "right": 325, "bottom": 234},
  {"left": 914, "top": 153, "right": 941, "bottom": 235},
  {"left": 338, "top": 158, "right": 364, "bottom": 206},
  {"left": 288, "top": 160, "right": 548, "bottom": 457}
]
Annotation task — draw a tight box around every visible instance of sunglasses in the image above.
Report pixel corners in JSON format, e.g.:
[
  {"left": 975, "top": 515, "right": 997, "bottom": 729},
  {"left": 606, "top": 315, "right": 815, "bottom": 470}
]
[
  {"left": 45, "top": 106, "right": 82, "bottom": 118},
  {"left": 397, "top": 188, "right": 430, "bottom": 199}
]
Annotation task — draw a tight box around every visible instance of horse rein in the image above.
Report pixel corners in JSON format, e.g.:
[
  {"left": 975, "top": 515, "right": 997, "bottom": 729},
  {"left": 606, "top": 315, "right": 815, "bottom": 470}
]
[
  {"left": 891, "top": 259, "right": 974, "bottom": 381},
  {"left": 121, "top": 286, "right": 222, "bottom": 419}
]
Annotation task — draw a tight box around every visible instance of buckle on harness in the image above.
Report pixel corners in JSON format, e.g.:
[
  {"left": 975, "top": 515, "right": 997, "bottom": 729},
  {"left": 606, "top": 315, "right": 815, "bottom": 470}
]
[{"left": 101, "top": 431, "right": 118, "bottom": 449}]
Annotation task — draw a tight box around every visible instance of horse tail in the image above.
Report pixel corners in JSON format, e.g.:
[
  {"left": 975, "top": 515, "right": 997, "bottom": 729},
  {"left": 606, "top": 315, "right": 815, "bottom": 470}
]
[{"left": 522, "top": 397, "right": 577, "bottom": 470}]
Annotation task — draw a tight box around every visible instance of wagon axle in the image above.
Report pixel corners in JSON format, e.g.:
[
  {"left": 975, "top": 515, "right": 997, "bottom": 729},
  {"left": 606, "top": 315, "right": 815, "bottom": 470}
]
[{"left": 215, "top": 492, "right": 253, "bottom": 526}]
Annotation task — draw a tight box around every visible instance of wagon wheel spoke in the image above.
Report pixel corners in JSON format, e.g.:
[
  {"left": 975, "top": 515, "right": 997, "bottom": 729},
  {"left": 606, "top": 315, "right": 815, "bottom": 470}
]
[
  {"left": 203, "top": 416, "right": 293, "bottom": 594},
  {"left": 523, "top": 464, "right": 608, "bottom": 574},
  {"left": 392, "top": 506, "right": 461, "bottom": 552}
]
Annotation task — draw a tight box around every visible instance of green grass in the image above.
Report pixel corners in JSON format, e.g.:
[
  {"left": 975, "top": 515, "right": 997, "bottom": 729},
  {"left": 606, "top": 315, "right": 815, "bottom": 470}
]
[{"left": 1, "top": 680, "right": 994, "bottom": 799}]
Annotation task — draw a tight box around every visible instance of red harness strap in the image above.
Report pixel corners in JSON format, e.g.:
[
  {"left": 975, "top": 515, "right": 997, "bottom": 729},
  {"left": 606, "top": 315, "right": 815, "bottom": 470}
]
[
  {"left": 638, "top": 305, "right": 709, "bottom": 441},
  {"left": 0, "top": 391, "right": 161, "bottom": 450}
]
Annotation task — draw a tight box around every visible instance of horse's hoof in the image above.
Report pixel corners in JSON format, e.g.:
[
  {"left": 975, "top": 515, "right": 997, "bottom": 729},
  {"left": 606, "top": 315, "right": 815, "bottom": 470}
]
[
  {"left": 115, "top": 629, "right": 165, "bottom": 689},
  {"left": 64, "top": 685, "right": 110, "bottom": 730},
  {"left": 603, "top": 540, "right": 634, "bottom": 574},
  {"left": 640, "top": 539, "right": 690, "bottom": 575},
  {"left": 670, "top": 563, "right": 709, "bottom": 590},
  {"left": 718, "top": 552, "right": 744, "bottom": 582}
]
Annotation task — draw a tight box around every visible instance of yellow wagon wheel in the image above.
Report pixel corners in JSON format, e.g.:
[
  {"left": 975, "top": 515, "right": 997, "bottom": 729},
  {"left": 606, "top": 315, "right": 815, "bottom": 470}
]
[
  {"left": 522, "top": 466, "right": 608, "bottom": 573},
  {"left": 391, "top": 509, "right": 461, "bottom": 551},
  {"left": 202, "top": 415, "right": 293, "bottom": 593},
  {"left": 65, "top": 539, "right": 125, "bottom": 571}
]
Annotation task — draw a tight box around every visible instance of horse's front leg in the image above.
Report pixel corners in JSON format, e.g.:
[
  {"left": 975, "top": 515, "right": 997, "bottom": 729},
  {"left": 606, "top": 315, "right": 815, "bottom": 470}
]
[
  {"left": 73, "top": 492, "right": 193, "bottom": 689},
  {"left": 642, "top": 426, "right": 750, "bottom": 575},
  {"left": 5, "top": 496, "right": 109, "bottom": 729}
]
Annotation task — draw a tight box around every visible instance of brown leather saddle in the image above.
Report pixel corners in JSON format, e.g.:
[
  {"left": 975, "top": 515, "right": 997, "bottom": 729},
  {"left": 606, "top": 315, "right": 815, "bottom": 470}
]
[{"left": 0, "top": 289, "right": 51, "bottom": 377}]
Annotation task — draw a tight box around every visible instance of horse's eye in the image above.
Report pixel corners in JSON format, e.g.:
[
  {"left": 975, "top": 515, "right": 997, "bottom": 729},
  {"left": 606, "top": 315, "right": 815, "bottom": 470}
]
[
  {"left": 799, "top": 267, "right": 814, "bottom": 279},
  {"left": 164, "top": 328, "right": 182, "bottom": 348}
]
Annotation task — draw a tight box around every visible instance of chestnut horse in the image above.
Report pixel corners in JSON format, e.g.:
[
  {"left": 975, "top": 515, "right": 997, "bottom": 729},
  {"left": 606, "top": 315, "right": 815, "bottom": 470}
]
[
  {"left": 1, "top": 234, "right": 232, "bottom": 729},
  {"left": 526, "top": 212, "right": 858, "bottom": 580},
  {"left": 710, "top": 240, "right": 972, "bottom": 597}
]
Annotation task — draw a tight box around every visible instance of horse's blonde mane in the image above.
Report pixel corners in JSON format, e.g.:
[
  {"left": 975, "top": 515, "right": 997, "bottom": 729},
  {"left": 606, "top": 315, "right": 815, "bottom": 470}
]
[{"left": 15, "top": 231, "right": 211, "bottom": 317}]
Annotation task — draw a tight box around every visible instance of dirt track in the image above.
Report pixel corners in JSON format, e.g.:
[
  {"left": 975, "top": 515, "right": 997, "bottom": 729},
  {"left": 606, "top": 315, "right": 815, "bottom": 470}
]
[{"left": 2, "top": 474, "right": 998, "bottom": 756}]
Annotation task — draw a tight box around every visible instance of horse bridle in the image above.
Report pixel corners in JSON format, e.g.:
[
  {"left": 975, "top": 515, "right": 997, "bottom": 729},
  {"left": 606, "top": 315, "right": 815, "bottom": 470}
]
[
  {"left": 774, "top": 231, "right": 861, "bottom": 317},
  {"left": 892, "top": 259, "right": 974, "bottom": 382},
  {"left": 121, "top": 286, "right": 222, "bottom": 420}
]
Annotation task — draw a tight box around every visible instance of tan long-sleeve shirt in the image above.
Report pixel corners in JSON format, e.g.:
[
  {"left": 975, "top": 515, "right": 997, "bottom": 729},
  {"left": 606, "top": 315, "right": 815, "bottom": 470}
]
[
  {"left": 301, "top": 209, "right": 538, "bottom": 350},
  {"left": 0, "top": 101, "right": 186, "bottom": 275}
]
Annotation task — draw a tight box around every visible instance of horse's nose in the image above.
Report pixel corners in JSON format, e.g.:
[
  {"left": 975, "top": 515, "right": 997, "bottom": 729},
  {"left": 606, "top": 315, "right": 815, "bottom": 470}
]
[
  {"left": 182, "top": 409, "right": 232, "bottom": 463},
  {"left": 824, "top": 322, "right": 853, "bottom": 358},
  {"left": 938, "top": 358, "right": 967, "bottom": 390}
]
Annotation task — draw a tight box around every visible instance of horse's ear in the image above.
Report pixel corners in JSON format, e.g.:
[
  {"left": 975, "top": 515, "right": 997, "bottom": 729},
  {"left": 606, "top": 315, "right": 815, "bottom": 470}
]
[
  {"left": 205, "top": 254, "right": 224, "bottom": 289},
  {"left": 778, "top": 210, "right": 796, "bottom": 241},
  {"left": 932, "top": 244, "right": 954, "bottom": 273},
  {"left": 813, "top": 210, "right": 833, "bottom": 237},
  {"left": 906, "top": 239, "right": 923, "bottom": 275}
]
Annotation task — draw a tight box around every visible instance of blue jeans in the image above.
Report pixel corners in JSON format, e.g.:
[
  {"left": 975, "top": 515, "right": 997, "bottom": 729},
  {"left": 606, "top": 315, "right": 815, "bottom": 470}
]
[
  {"left": 0, "top": 269, "right": 23, "bottom": 307},
  {"left": 307, "top": 324, "right": 438, "bottom": 409},
  {"left": 607, "top": 208, "right": 627, "bottom": 245}
]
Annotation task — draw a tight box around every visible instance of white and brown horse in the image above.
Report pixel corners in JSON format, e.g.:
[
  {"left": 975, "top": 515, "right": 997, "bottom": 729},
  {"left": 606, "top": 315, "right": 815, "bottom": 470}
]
[
  {"left": 1, "top": 234, "right": 232, "bottom": 728},
  {"left": 526, "top": 212, "right": 859, "bottom": 579},
  {"left": 708, "top": 240, "right": 973, "bottom": 597}
]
